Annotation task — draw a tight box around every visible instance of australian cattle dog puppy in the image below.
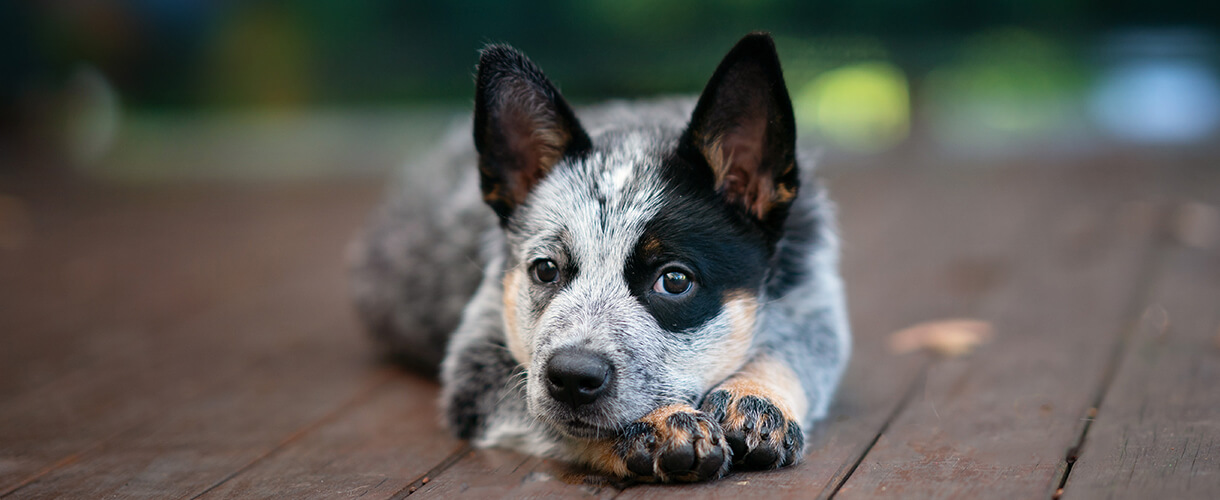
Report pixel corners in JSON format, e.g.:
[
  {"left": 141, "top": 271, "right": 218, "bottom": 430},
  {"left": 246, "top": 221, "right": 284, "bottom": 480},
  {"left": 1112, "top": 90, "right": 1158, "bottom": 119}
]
[{"left": 349, "top": 32, "right": 851, "bottom": 482}]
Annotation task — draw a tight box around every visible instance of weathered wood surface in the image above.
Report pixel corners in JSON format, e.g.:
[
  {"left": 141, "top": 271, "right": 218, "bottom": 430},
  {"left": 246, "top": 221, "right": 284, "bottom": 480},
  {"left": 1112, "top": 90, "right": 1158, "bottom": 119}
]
[
  {"left": 1062, "top": 166, "right": 1220, "bottom": 499},
  {"left": 833, "top": 160, "right": 1168, "bottom": 499},
  {"left": 1, "top": 157, "right": 1217, "bottom": 499}
]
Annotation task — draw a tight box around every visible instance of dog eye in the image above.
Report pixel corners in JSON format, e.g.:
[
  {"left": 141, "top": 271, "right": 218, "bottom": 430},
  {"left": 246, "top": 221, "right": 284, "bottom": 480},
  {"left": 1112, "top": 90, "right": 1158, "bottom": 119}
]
[
  {"left": 653, "top": 270, "right": 692, "bottom": 295},
  {"left": 532, "top": 259, "right": 560, "bottom": 283}
]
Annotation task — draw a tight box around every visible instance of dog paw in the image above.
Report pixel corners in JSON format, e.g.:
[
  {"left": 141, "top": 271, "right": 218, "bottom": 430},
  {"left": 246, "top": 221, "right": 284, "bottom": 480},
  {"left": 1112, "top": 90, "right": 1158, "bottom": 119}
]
[
  {"left": 615, "top": 404, "right": 730, "bottom": 482},
  {"left": 701, "top": 390, "right": 804, "bottom": 470}
]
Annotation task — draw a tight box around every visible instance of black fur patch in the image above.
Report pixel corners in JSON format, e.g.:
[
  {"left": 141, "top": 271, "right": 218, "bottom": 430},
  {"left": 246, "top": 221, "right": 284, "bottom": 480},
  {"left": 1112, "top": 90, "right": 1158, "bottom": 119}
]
[
  {"left": 781, "top": 419, "right": 805, "bottom": 467},
  {"left": 701, "top": 390, "right": 732, "bottom": 423},
  {"left": 624, "top": 155, "right": 769, "bottom": 333}
]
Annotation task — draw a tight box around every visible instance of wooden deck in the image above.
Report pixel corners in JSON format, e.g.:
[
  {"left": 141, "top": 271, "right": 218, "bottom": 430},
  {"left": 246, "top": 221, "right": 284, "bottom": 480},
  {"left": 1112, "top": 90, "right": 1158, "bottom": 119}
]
[{"left": 2, "top": 153, "right": 1218, "bottom": 499}]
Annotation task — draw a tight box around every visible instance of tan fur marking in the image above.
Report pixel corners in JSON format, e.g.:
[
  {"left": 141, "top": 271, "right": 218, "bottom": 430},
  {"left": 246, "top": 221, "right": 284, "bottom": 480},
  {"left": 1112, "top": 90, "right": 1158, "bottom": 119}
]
[
  {"left": 501, "top": 270, "right": 531, "bottom": 366},
  {"left": 774, "top": 180, "right": 797, "bottom": 205},
  {"left": 639, "top": 403, "right": 695, "bottom": 428},
  {"left": 746, "top": 174, "right": 776, "bottom": 219},
  {"left": 482, "top": 183, "right": 506, "bottom": 204},
  {"left": 639, "top": 234, "right": 663, "bottom": 256},
  {"left": 701, "top": 137, "right": 730, "bottom": 189},
  {"left": 719, "top": 354, "right": 807, "bottom": 422},
  {"left": 577, "top": 440, "right": 631, "bottom": 478},
  {"left": 702, "top": 290, "right": 758, "bottom": 388},
  {"left": 575, "top": 404, "right": 697, "bottom": 478},
  {"left": 644, "top": 404, "right": 700, "bottom": 444}
]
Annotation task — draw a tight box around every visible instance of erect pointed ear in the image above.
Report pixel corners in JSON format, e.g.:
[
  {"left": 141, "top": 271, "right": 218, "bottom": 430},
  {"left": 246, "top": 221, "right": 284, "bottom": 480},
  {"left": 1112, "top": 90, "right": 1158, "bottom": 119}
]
[
  {"left": 473, "top": 44, "right": 591, "bottom": 219},
  {"left": 680, "top": 33, "right": 799, "bottom": 227}
]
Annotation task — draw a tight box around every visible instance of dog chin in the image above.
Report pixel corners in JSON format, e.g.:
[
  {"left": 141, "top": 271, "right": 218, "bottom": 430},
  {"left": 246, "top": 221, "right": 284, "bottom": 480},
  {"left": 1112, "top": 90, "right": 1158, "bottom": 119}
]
[
  {"left": 532, "top": 405, "right": 620, "bottom": 438},
  {"left": 553, "top": 418, "right": 620, "bottom": 439}
]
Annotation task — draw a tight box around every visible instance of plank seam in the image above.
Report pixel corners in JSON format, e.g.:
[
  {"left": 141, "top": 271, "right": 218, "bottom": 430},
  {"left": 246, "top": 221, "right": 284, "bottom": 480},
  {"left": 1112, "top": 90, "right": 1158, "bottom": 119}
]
[
  {"left": 187, "top": 369, "right": 396, "bottom": 500},
  {"left": 387, "top": 443, "right": 474, "bottom": 499},
  {"left": 0, "top": 431, "right": 120, "bottom": 498},
  {"left": 0, "top": 281, "right": 354, "bottom": 497},
  {"left": 821, "top": 360, "right": 932, "bottom": 499},
  {"left": 1049, "top": 208, "right": 1173, "bottom": 500}
]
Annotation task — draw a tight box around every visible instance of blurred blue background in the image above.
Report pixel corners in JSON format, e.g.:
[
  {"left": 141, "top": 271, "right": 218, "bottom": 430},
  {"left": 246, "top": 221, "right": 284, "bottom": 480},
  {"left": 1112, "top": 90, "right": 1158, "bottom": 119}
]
[{"left": 1, "top": 0, "right": 1217, "bottom": 181}]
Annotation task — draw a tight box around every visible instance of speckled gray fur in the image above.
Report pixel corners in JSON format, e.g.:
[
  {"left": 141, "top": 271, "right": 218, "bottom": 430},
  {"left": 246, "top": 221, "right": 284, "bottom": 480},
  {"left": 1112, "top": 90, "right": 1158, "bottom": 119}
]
[{"left": 347, "top": 38, "right": 850, "bottom": 478}]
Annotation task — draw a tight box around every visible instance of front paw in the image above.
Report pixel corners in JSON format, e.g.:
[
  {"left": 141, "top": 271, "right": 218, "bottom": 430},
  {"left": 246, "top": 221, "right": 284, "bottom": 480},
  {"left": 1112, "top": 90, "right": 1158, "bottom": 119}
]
[
  {"left": 615, "top": 404, "right": 730, "bottom": 482},
  {"left": 701, "top": 390, "right": 804, "bottom": 470}
]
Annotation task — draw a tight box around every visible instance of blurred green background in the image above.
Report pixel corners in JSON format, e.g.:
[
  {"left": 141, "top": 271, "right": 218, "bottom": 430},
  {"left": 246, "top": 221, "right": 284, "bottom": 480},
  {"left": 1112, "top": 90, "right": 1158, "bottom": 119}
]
[{"left": 2, "top": 0, "right": 1218, "bottom": 181}]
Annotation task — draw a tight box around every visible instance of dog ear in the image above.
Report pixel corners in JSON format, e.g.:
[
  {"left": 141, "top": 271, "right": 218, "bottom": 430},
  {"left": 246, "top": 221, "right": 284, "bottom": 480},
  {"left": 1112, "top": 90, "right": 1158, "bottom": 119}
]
[
  {"left": 680, "top": 33, "right": 799, "bottom": 227},
  {"left": 474, "top": 45, "right": 591, "bottom": 219}
]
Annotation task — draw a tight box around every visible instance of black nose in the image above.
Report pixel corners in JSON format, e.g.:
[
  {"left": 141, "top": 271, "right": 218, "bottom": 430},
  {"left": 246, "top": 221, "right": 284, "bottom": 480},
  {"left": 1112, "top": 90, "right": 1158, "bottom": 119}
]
[{"left": 545, "top": 348, "right": 612, "bottom": 408}]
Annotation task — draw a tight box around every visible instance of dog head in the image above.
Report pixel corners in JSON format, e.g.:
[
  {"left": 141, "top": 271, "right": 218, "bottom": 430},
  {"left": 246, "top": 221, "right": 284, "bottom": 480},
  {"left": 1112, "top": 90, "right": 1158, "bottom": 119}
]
[{"left": 474, "top": 33, "right": 799, "bottom": 438}]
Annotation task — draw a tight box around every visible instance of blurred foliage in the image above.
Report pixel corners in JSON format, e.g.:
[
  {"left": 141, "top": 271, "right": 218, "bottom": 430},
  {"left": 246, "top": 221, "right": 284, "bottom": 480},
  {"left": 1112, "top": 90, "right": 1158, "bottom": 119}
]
[
  {"left": 923, "top": 29, "right": 1091, "bottom": 148},
  {"left": 3, "top": 0, "right": 1217, "bottom": 110},
  {"left": 3, "top": 0, "right": 1218, "bottom": 167}
]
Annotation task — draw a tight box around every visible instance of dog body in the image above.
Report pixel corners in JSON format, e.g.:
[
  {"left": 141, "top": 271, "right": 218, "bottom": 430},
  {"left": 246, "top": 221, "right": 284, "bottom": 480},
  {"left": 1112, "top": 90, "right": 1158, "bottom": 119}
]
[{"left": 350, "top": 34, "right": 850, "bottom": 482}]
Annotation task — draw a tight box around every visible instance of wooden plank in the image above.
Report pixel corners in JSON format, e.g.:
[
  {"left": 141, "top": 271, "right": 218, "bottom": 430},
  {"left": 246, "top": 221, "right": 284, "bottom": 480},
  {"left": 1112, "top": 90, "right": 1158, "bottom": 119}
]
[
  {"left": 832, "top": 162, "right": 1170, "bottom": 498},
  {"left": 0, "top": 184, "right": 387, "bottom": 496},
  {"left": 0, "top": 276, "right": 351, "bottom": 494},
  {"left": 405, "top": 450, "right": 619, "bottom": 499},
  {"left": 2, "top": 276, "right": 383, "bottom": 500},
  {"left": 0, "top": 186, "right": 294, "bottom": 489},
  {"left": 193, "top": 376, "right": 465, "bottom": 499},
  {"left": 1063, "top": 167, "right": 1220, "bottom": 499},
  {"left": 0, "top": 184, "right": 377, "bottom": 397}
]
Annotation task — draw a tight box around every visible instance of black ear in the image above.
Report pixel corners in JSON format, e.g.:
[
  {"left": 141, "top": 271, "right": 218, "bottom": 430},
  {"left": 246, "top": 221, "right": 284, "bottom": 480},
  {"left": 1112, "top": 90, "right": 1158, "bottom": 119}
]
[
  {"left": 680, "top": 33, "right": 798, "bottom": 229},
  {"left": 474, "top": 45, "right": 591, "bottom": 219}
]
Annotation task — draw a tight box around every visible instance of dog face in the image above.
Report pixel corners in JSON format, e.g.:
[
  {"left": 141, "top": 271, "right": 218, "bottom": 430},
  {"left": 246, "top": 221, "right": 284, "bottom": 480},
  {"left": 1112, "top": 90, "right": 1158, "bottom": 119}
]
[{"left": 474, "top": 34, "right": 799, "bottom": 438}]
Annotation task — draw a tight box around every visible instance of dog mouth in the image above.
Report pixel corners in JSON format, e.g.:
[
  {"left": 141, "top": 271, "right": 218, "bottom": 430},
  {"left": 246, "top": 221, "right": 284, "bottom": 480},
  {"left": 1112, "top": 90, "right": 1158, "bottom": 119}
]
[{"left": 556, "top": 419, "right": 620, "bottom": 439}]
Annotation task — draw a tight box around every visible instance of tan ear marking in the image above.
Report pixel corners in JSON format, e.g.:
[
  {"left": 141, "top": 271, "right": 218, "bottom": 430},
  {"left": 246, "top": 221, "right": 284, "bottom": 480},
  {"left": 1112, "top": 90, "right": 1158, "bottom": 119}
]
[
  {"left": 774, "top": 178, "right": 797, "bottom": 204},
  {"left": 700, "top": 127, "right": 790, "bottom": 220}
]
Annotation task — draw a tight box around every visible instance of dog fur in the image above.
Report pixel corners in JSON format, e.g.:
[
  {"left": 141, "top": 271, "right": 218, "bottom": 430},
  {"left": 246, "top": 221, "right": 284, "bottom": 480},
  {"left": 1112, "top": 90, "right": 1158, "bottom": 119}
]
[{"left": 349, "top": 32, "right": 850, "bottom": 482}]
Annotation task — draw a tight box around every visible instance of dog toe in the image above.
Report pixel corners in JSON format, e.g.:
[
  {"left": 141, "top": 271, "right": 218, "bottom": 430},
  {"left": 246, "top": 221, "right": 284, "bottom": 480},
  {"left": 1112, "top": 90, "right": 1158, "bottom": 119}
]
[
  {"left": 701, "top": 390, "right": 804, "bottom": 470},
  {"left": 614, "top": 405, "right": 730, "bottom": 482}
]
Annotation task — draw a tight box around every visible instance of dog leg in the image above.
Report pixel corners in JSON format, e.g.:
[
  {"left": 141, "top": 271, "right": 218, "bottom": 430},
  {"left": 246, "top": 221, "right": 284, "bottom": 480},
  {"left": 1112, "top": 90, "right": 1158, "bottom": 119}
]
[{"left": 700, "top": 354, "right": 808, "bottom": 469}]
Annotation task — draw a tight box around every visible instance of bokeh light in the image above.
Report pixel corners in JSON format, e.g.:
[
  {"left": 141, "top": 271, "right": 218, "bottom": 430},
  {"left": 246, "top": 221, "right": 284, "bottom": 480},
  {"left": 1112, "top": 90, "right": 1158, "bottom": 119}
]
[
  {"left": 794, "top": 62, "right": 910, "bottom": 153},
  {"left": 1090, "top": 59, "right": 1220, "bottom": 144}
]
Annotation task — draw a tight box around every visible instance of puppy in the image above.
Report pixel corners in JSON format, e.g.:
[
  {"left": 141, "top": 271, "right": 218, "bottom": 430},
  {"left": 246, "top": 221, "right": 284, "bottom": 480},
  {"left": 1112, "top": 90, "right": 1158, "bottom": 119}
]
[{"left": 349, "top": 32, "right": 850, "bottom": 482}]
